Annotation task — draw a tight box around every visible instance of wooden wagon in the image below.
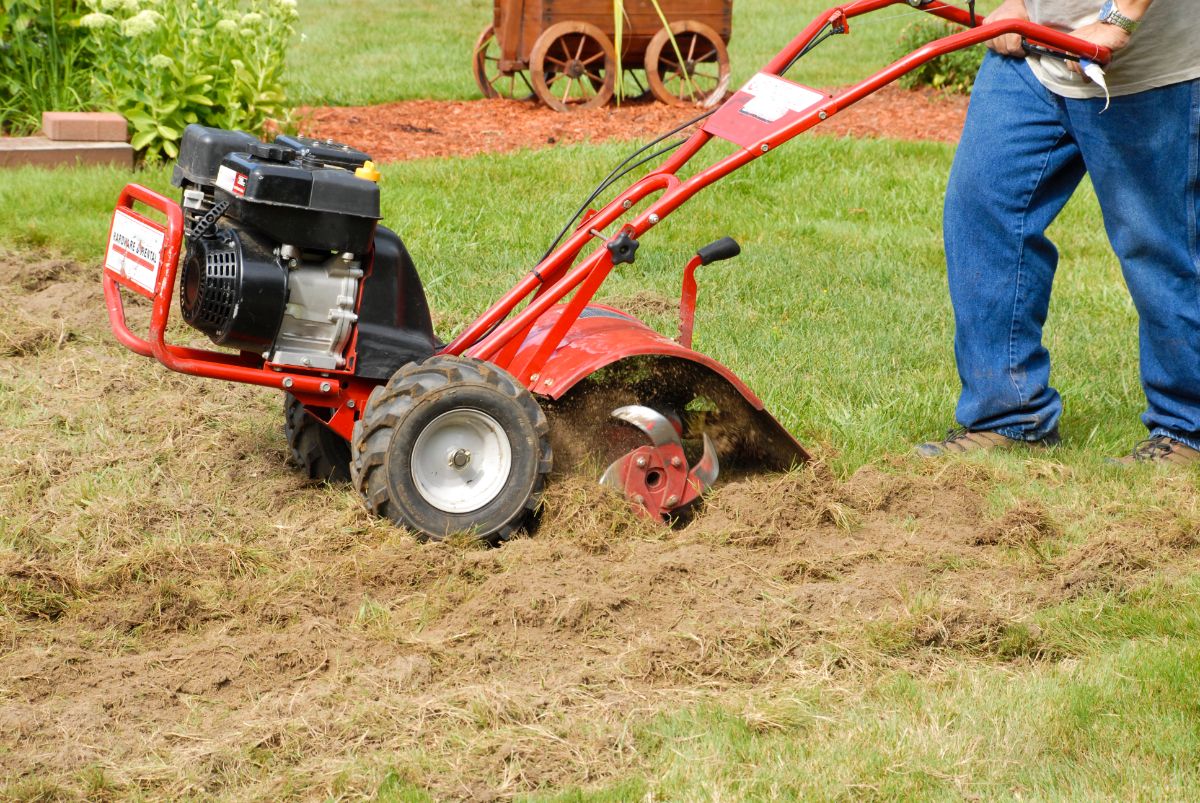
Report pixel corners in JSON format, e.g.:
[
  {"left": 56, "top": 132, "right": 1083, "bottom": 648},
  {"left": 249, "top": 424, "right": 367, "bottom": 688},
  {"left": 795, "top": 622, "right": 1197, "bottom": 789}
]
[{"left": 473, "top": 0, "right": 733, "bottom": 112}]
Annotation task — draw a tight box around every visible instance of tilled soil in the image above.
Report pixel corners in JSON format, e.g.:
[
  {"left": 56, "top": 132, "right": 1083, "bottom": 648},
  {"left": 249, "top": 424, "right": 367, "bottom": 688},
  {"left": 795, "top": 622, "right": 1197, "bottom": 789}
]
[
  {"left": 2, "top": 252, "right": 1198, "bottom": 799},
  {"left": 298, "top": 85, "right": 968, "bottom": 162}
]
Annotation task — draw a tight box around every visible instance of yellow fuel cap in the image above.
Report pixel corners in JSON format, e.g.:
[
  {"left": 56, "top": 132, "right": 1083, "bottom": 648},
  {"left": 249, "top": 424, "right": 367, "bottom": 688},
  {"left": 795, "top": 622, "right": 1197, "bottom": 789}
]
[{"left": 355, "top": 160, "right": 381, "bottom": 182}]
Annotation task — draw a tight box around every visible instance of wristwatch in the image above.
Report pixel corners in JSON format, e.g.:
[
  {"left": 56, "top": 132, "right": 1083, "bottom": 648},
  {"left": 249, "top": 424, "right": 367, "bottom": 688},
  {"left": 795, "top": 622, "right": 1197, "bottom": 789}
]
[{"left": 1098, "top": 0, "right": 1139, "bottom": 34}]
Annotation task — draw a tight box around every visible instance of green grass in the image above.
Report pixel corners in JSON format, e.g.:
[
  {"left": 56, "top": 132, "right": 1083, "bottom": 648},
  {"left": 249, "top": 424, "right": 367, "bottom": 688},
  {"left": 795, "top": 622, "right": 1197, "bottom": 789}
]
[
  {"left": 288, "top": 0, "right": 490, "bottom": 106},
  {"left": 287, "top": 0, "right": 1002, "bottom": 106},
  {"left": 557, "top": 578, "right": 1200, "bottom": 801}
]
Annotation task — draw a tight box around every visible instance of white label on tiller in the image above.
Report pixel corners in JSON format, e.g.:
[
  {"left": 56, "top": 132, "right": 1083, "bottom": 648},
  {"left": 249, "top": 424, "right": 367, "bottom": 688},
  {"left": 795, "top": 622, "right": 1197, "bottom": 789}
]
[
  {"left": 739, "top": 73, "right": 825, "bottom": 123},
  {"left": 215, "top": 164, "right": 248, "bottom": 197},
  {"left": 105, "top": 208, "right": 165, "bottom": 294}
]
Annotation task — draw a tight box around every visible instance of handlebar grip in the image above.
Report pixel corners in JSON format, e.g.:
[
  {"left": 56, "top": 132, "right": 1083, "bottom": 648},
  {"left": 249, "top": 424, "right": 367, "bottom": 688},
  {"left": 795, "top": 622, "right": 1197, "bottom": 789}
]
[
  {"left": 697, "top": 236, "right": 741, "bottom": 265},
  {"left": 1022, "top": 41, "right": 1081, "bottom": 63},
  {"left": 1007, "top": 20, "right": 1113, "bottom": 66}
]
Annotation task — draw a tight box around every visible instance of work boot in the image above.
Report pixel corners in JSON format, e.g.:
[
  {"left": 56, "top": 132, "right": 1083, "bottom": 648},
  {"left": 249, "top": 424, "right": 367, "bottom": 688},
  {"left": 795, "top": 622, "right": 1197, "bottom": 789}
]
[
  {"left": 1109, "top": 435, "right": 1200, "bottom": 467},
  {"left": 915, "top": 426, "right": 1060, "bottom": 458}
]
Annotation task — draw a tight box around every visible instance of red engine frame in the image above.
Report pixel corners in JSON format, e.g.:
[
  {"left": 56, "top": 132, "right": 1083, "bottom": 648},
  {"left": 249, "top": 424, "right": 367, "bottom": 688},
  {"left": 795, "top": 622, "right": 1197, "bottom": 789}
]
[{"left": 104, "top": 0, "right": 1109, "bottom": 443}]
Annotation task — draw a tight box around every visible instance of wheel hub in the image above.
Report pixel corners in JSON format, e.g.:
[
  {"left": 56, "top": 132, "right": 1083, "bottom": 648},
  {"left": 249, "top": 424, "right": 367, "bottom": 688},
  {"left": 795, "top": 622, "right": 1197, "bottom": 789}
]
[{"left": 411, "top": 409, "right": 513, "bottom": 514}]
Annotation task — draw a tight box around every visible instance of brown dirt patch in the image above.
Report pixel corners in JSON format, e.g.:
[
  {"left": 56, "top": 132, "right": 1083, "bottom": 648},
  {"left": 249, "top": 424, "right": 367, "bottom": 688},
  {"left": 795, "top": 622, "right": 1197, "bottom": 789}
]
[
  {"left": 298, "top": 86, "right": 967, "bottom": 162},
  {"left": 1, "top": 250, "right": 1196, "bottom": 800}
]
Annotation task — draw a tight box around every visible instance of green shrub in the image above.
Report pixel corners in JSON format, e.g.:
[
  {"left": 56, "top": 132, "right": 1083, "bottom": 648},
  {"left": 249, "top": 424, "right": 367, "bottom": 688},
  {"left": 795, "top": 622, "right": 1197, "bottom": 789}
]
[
  {"left": 81, "top": 0, "right": 297, "bottom": 161},
  {"left": 0, "top": 0, "right": 92, "bottom": 134},
  {"left": 895, "top": 17, "right": 984, "bottom": 95}
]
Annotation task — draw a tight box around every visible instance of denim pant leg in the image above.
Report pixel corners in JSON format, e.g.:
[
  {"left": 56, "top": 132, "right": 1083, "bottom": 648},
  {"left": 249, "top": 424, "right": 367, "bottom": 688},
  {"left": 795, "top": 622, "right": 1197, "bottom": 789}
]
[
  {"left": 1064, "top": 79, "right": 1200, "bottom": 450},
  {"left": 944, "top": 52, "right": 1086, "bottom": 440}
]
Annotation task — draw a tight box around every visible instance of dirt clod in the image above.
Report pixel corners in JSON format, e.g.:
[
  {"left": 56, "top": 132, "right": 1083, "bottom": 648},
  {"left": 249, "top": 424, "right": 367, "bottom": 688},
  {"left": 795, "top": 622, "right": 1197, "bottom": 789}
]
[{"left": 976, "top": 500, "right": 1060, "bottom": 547}]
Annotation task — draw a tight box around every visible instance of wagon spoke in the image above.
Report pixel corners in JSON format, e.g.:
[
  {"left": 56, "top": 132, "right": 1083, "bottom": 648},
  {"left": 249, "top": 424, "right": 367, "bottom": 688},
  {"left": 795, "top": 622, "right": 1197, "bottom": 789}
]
[
  {"left": 580, "top": 51, "right": 605, "bottom": 66},
  {"left": 546, "top": 55, "right": 569, "bottom": 70},
  {"left": 687, "top": 35, "right": 697, "bottom": 63},
  {"left": 695, "top": 48, "right": 718, "bottom": 63},
  {"left": 562, "top": 77, "right": 575, "bottom": 102},
  {"left": 574, "top": 36, "right": 586, "bottom": 63}
]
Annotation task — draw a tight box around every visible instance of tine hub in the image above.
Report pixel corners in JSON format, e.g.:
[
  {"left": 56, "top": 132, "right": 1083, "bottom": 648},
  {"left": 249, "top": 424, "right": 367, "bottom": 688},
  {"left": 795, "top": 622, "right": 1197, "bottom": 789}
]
[{"left": 599, "top": 407, "right": 720, "bottom": 520}]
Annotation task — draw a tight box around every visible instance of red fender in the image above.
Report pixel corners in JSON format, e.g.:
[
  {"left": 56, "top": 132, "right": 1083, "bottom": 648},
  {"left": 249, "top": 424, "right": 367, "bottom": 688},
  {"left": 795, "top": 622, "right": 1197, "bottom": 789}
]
[
  {"left": 512, "top": 304, "right": 753, "bottom": 400},
  {"left": 510, "top": 304, "right": 809, "bottom": 471}
]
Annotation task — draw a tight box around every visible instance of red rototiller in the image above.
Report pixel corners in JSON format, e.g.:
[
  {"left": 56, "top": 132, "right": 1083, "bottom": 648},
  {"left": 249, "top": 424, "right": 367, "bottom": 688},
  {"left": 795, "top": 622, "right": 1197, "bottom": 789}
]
[{"left": 102, "top": 1, "right": 1109, "bottom": 542}]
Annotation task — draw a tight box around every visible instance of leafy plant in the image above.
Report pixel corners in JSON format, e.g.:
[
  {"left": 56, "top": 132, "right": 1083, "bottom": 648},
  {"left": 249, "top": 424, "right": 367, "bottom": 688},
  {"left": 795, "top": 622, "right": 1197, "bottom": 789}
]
[
  {"left": 0, "top": 0, "right": 92, "bottom": 134},
  {"left": 81, "top": 0, "right": 297, "bottom": 161},
  {"left": 895, "top": 17, "right": 983, "bottom": 95}
]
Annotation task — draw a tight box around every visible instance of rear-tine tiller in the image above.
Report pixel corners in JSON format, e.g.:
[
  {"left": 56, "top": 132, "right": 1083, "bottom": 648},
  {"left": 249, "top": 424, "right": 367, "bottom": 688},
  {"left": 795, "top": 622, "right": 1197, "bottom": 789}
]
[{"left": 101, "top": 1, "right": 1111, "bottom": 542}]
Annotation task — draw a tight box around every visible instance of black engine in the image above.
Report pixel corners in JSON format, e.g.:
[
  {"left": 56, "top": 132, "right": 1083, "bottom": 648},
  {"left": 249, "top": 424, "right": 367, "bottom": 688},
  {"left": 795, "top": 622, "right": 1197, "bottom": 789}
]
[{"left": 172, "top": 125, "right": 439, "bottom": 379}]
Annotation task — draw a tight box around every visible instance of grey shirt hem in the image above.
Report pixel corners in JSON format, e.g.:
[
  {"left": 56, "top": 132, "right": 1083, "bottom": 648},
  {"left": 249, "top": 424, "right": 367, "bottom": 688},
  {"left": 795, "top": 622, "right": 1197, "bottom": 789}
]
[{"left": 1029, "top": 57, "right": 1200, "bottom": 99}]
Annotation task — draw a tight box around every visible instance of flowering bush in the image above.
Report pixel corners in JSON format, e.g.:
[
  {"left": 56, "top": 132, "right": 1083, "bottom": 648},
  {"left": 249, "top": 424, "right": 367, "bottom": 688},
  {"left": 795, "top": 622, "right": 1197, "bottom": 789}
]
[
  {"left": 82, "top": 0, "right": 297, "bottom": 160},
  {"left": 895, "top": 18, "right": 983, "bottom": 95},
  {"left": 0, "top": 0, "right": 92, "bottom": 134}
]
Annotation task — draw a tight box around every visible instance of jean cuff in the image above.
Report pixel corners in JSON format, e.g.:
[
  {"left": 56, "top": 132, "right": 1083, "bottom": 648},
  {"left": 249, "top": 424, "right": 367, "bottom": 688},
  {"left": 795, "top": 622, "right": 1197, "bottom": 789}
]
[
  {"left": 994, "top": 424, "right": 1053, "bottom": 443},
  {"left": 1150, "top": 428, "right": 1200, "bottom": 452}
]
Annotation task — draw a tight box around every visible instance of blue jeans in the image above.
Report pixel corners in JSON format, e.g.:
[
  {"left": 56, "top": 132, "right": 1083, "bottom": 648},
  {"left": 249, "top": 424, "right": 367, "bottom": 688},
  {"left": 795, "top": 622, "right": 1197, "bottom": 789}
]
[{"left": 944, "top": 51, "right": 1200, "bottom": 449}]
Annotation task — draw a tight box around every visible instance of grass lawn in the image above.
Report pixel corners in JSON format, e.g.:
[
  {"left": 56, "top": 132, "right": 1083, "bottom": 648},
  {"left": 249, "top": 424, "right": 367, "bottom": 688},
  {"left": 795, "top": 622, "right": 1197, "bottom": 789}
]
[
  {"left": 3, "top": 129, "right": 1200, "bottom": 799},
  {"left": 288, "top": 0, "right": 1002, "bottom": 105}
]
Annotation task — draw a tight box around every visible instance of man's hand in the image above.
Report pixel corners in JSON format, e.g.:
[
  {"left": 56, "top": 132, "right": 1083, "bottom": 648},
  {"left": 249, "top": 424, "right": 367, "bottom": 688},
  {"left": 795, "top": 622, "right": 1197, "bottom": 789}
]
[
  {"left": 983, "top": 0, "right": 1029, "bottom": 57},
  {"left": 1062, "top": 21, "right": 1131, "bottom": 72}
]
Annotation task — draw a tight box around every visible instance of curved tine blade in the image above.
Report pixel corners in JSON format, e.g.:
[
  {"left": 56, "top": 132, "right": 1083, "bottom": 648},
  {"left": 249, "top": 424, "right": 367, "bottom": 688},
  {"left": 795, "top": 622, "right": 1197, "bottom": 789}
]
[
  {"left": 690, "top": 433, "right": 720, "bottom": 490},
  {"left": 611, "top": 405, "right": 682, "bottom": 449},
  {"left": 599, "top": 457, "right": 625, "bottom": 490}
]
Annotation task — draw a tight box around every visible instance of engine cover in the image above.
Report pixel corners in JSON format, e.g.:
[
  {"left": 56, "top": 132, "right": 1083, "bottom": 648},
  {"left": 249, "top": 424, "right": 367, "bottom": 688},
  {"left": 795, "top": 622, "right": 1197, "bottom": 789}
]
[
  {"left": 173, "top": 124, "right": 380, "bottom": 254},
  {"left": 180, "top": 227, "right": 287, "bottom": 352}
]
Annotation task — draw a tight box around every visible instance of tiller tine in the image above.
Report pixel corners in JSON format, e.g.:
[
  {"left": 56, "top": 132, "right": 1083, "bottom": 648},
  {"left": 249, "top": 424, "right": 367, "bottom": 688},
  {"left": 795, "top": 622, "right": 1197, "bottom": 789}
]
[{"left": 599, "top": 405, "right": 720, "bottom": 520}]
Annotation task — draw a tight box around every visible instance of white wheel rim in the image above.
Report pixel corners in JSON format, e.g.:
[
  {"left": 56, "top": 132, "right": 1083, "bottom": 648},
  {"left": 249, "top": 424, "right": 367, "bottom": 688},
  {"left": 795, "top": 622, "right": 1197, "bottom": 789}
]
[{"left": 410, "top": 408, "right": 513, "bottom": 514}]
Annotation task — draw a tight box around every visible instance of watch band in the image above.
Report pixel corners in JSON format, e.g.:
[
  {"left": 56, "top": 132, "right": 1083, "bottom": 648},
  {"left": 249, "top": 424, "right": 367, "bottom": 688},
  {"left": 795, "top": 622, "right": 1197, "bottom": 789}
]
[{"left": 1098, "top": 0, "right": 1139, "bottom": 34}]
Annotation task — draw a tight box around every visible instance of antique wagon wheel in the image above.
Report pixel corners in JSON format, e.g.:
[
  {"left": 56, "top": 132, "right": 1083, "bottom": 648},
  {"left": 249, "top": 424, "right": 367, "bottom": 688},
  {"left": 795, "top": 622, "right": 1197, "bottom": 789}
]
[
  {"left": 473, "top": 24, "right": 535, "bottom": 100},
  {"left": 529, "top": 21, "right": 617, "bottom": 112},
  {"left": 645, "top": 21, "right": 731, "bottom": 108}
]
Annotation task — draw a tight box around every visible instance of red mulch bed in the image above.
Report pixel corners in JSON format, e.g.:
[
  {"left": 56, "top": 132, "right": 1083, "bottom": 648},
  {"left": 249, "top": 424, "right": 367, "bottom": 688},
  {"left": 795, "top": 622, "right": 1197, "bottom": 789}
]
[{"left": 297, "top": 84, "right": 967, "bottom": 162}]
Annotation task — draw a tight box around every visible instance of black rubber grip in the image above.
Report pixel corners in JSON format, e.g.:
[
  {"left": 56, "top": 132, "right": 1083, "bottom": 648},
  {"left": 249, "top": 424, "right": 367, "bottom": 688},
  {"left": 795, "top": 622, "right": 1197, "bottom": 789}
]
[{"left": 697, "top": 236, "right": 741, "bottom": 265}]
